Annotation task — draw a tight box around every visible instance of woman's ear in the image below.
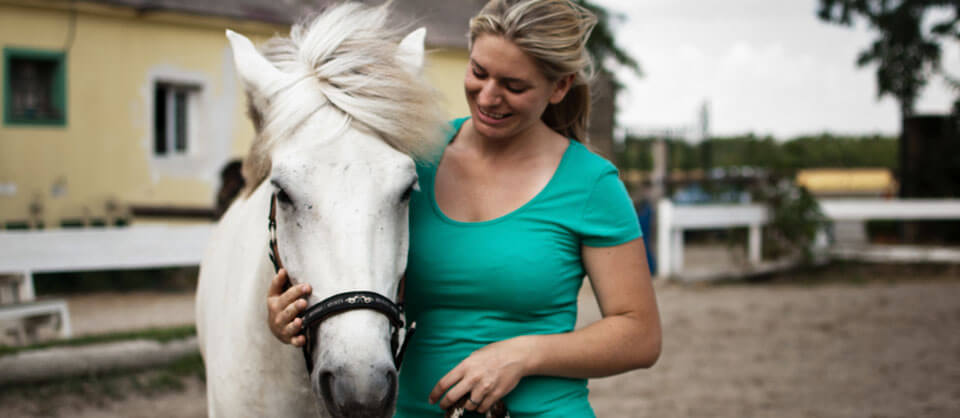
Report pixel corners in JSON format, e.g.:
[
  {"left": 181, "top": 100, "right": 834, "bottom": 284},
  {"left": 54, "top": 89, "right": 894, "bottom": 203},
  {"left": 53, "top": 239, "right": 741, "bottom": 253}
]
[{"left": 549, "top": 74, "right": 576, "bottom": 104}]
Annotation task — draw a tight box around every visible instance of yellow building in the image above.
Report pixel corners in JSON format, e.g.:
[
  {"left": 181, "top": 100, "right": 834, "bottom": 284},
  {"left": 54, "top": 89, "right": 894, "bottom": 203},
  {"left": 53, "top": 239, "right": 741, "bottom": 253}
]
[
  {"left": 0, "top": 0, "right": 484, "bottom": 229},
  {"left": 1, "top": 0, "right": 622, "bottom": 229}
]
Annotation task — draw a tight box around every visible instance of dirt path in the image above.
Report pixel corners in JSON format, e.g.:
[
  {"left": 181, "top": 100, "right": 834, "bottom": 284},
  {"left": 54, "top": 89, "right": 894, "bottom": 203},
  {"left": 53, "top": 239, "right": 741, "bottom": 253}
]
[
  {"left": 585, "top": 278, "right": 960, "bottom": 417},
  {"left": 3, "top": 277, "right": 959, "bottom": 417},
  {"left": 66, "top": 291, "right": 196, "bottom": 336}
]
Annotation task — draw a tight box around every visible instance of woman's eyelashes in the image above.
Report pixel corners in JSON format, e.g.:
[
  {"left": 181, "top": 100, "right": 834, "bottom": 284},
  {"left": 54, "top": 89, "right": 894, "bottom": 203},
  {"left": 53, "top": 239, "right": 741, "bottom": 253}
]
[
  {"left": 472, "top": 66, "right": 528, "bottom": 94},
  {"left": 505, "top": 83, "right": 527, "bottom": 94}
]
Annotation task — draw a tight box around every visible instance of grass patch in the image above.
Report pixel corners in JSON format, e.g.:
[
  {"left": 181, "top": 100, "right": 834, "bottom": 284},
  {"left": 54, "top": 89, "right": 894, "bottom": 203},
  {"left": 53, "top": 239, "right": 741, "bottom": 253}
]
[
  {"left": 0, "top": 325, "right": 196, "bottom": 357},
  {"left": 0, "top": 353, "right": 205, "bottom": 415}
]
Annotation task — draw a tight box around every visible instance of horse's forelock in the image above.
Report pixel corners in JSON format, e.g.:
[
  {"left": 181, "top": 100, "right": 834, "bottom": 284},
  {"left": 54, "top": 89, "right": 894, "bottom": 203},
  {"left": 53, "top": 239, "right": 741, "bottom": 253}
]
[{"left": 241, "top": 1, "right": 447, "bottom": 196}]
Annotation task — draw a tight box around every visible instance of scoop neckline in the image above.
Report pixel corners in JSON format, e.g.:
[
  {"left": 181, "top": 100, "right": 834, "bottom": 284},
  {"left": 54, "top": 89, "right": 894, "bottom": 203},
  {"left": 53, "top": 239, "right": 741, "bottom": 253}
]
[{"left": 429, "top": 118, "right": 575, "bottom": 227}]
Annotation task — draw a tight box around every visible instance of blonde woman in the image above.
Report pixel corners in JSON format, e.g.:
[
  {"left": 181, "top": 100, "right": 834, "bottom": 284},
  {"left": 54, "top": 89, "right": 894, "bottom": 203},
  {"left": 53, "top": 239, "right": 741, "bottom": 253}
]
[{"left": 268, "top": 1, "right": 661, "bottom": 416}]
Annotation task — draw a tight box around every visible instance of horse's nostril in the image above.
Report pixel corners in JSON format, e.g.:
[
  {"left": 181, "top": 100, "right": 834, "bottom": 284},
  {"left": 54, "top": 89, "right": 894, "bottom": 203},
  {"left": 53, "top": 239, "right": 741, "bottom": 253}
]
[
  {"left": 319, "top": 370, "right": 337, "bottom": 414},
  {"left": 380, "top": 368, "right": 398, "bottom": 409}
]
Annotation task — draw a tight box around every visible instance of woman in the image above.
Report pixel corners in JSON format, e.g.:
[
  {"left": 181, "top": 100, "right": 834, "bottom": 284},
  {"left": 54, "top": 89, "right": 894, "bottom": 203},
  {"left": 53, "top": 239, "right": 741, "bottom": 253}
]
[{"left": 267, "top": 0, "right": 661, "bottom": 416}]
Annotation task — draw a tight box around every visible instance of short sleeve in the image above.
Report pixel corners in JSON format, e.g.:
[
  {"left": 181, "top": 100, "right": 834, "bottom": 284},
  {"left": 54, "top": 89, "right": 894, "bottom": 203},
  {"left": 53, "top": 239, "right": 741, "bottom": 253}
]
[{"left": 579, "top": 168, "right": 642, "bottom": 247}]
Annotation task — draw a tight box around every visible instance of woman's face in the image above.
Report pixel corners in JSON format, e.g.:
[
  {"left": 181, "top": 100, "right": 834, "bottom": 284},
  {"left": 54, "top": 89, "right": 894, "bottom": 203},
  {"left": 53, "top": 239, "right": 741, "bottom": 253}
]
[{"left": 464, "top": 35, "right": 571, "bottom": 141}]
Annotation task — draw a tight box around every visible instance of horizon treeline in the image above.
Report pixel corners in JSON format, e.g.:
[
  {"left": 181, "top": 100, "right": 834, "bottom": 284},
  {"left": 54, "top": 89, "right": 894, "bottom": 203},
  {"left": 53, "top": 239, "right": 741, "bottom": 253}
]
[{"left": 618, "top": 133, "right": 898, "bottom": 176}]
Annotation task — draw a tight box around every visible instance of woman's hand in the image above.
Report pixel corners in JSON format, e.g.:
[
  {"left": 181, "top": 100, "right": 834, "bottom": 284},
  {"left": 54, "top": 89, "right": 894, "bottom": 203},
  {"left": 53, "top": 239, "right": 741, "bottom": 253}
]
[
  {"left": 429, "top": 337, "right": 535, "bottom": 414},
  {"left": 266, "top": 268, "right": 312, "bottom": 347}
]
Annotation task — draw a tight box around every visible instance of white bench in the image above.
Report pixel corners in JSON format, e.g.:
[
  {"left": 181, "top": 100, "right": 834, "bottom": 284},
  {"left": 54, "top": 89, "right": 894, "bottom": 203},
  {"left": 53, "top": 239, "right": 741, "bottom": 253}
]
[
  {"left": 0, "top": 299, "right": 71, "bottom": 344},
  {"left": 0, "top": 272, "right": 70, "bottom": 344}
]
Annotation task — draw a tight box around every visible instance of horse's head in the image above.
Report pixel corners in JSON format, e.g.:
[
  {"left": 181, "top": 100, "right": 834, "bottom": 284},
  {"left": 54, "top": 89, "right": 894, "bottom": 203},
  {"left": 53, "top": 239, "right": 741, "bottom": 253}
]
[{"left": 226, "top": 4, "right": 445, "bottom": 417}]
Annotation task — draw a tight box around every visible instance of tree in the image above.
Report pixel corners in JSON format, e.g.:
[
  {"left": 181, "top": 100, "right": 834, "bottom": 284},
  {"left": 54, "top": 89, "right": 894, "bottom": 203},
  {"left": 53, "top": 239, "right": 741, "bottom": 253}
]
[
  {"left": 577, "top": 1, "right": 643, "bottom": 81},
  {"left": 817, "top": 0, "right": 959, "bottom": 117}
]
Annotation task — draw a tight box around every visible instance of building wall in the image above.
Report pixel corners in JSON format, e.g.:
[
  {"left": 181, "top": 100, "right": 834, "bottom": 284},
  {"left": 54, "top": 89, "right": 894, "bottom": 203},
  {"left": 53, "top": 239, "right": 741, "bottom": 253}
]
[
  {"left": 424, "top": 48, "right": 470, "bottom": 120},
  {"left": 0, "top": 2, "right": 281, "bottom": 227}
]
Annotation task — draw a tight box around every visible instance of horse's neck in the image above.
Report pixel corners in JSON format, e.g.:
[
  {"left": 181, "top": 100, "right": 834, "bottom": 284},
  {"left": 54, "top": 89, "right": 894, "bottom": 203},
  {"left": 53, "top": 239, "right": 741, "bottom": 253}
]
[{"left": 204, "top": 181, "right": 317, "bottom": 415}]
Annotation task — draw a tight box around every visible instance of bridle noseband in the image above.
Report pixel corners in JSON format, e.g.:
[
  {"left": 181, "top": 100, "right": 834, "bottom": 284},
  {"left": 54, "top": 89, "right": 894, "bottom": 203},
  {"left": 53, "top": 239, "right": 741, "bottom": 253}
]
[{"left": 268, "top": 193, "right": 415, "bottom": 373}]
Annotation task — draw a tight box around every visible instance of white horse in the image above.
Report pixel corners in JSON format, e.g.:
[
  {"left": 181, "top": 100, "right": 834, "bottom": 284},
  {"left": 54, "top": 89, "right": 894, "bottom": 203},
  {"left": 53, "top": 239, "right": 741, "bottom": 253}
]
[{"left": 196, "top": 3, "right": 446, "bottom": 417}]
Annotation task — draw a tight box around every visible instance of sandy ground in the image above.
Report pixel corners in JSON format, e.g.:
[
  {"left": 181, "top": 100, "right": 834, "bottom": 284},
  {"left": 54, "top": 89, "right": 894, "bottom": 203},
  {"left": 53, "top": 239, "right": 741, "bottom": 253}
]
[
  {"left": 67, "top": 291, "right": 198, "bottom": 336},
  {"left": 2, "top": 273, "right": 959, "bottom": 417}
]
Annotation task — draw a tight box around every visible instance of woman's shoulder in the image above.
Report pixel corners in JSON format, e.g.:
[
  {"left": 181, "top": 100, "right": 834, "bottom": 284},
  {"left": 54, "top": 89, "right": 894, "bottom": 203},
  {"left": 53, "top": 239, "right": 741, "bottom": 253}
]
[{"left": 564, "top": 140, "right": 619, "bottom": 179}]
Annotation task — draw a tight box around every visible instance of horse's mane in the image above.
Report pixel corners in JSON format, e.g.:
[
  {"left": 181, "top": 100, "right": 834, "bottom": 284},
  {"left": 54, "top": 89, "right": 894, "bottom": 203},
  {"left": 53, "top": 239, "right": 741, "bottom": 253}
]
[{"left": 242, "top": 2, "right": 447, "bottom": 195}]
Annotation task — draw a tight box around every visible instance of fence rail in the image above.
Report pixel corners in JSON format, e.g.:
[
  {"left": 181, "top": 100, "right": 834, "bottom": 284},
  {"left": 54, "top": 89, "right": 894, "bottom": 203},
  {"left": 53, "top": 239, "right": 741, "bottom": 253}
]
[
  {"left": 0, "top": 224, "right": 213, "bottom": 342},
  {"left": 656, "top": 198, "right": 960, "bottom": 279}
]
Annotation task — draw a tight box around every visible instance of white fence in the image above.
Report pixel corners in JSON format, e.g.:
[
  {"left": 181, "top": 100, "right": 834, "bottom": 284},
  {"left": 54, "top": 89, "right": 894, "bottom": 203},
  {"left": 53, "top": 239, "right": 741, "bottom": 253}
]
[
  {"left": 0, "top": 224, "right": 213, "bottom": 340},
  {"left": 0, "top": 224, "right": 213, "bottom": 299},
  {"left": 656, "top": 198, "right": 960, "bottom": 279}
]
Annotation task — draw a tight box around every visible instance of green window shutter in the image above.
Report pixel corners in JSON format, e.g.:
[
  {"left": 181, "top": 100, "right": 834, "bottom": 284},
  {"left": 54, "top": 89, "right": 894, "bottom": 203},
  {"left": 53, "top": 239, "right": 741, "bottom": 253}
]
[{"left": 3, "top": 47, "right": 67, "bottom": 126}]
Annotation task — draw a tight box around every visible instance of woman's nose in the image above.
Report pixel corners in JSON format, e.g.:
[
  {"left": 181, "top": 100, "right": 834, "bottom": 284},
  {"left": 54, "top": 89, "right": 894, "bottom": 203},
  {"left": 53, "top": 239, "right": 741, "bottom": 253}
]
[{"left": 476, "top": 81, "right": 501, "bottom": 107}]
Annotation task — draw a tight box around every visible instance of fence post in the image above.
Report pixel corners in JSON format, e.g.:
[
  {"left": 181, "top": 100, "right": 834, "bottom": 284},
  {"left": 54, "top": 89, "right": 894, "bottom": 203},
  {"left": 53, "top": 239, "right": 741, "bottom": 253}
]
[
  {"left": 672, "top": 227, "right": 684, "bottom": 273},
  {"left": 19, "top": 270, "right": 35, "bottom": 302},
  {"left": 748, "top": 224, "right": 762, "bottom": 265},
  {"left": 657, "top": 199, "right": 673, "bottom": 278}
]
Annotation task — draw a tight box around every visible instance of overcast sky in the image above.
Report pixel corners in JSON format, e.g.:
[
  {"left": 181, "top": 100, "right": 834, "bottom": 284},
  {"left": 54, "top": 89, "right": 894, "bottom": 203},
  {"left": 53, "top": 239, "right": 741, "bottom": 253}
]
[{"left": 592, "top": 0, "right": 959, "bottom": 139}]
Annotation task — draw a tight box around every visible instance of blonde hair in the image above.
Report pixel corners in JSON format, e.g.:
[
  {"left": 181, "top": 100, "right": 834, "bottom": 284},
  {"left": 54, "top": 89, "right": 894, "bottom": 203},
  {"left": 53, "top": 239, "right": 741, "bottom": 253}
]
[{"left": 469, "top": 0, "right": 597, "bottom": 142}]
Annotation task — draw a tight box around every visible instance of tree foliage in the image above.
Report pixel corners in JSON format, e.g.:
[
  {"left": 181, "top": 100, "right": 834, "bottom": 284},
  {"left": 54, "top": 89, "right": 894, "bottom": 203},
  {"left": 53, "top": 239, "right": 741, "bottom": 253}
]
[
  {"left": 817, "top": 0, "right": 960, "bottom": 116},
  {"left": 576, "top": 1, "right": 642, "bottom": 78},
  {"left": 618, "top": 134, "right": 899, "bottom": 175}
]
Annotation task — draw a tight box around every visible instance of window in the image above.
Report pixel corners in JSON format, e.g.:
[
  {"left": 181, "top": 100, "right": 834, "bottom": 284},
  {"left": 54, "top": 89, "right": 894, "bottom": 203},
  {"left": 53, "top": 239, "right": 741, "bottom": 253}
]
[
  {"left": 154, "top": 82, "right": 200, "bottom": 156},
  {"left": 3, "top": 48, "right": 67, "bottom": 126}
]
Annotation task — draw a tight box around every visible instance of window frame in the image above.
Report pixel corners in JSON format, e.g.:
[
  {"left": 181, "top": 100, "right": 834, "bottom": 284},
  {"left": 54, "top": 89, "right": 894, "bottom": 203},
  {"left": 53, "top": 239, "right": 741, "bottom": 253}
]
[
  {"left": 152, "top": 81, "right": 201, "bottom": 158},
  {"left": 3, "top": 47, "right": 67, "bottom": 127}
]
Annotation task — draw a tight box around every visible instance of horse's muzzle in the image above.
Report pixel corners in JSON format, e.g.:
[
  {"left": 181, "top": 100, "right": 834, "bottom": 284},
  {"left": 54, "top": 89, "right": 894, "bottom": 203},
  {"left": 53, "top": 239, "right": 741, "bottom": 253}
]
[{"left": 316, "top": 363, "right": 397, "bottom": 418}]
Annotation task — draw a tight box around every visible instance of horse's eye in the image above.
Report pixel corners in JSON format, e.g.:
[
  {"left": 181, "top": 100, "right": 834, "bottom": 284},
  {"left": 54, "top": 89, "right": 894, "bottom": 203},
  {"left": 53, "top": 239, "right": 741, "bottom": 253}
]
[{"left": 277, "top": 189, "right": 293, "bottom": 204}]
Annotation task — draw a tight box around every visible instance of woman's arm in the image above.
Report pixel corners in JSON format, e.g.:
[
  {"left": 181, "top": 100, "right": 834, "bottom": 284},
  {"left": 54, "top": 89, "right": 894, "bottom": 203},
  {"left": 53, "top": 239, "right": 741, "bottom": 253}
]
[
  {"left": 430, "top": 238, "right": 662, "bottom": 413},
  {"left": 527, "top": 238, "right": 662, "bottom": 376}
]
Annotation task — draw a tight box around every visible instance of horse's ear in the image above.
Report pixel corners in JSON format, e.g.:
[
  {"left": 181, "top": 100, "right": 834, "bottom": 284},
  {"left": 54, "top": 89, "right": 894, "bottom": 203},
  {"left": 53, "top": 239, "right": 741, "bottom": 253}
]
[
  {"left": 396, "top": 27, "right": 426, "bottom": 75},
  {"left": 226, "top": 29, "right": 284, "bottom": 98}
]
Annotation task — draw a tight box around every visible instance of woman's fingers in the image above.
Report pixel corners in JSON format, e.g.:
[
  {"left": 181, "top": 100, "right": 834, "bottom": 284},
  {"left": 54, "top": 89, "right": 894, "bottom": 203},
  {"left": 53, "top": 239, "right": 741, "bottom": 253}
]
[
  {"left": 437, "top": 380, "right": 474, "bottom": 411},
  {"left": 268, "top": 269, "right": 312, "bottom": 307},
  {"left": 429, "top": 367, "right": 464, "bottom": 406},
  {"left": 282, "top": 316, "right": 303, "bottom": 340},
  {"left": 462, "top": 390, "right": 484, "bottom": 412},
  {"left": 432, "top": 339, "right": 531, "bottom": 413},
  {"left": 291, "top": 334, "right": 306, "bottom": 347},
  {"left": 266, "top": 268, "right": 312, "bottom": 344},
  {"left": 431, "top": 368, "right": 496, "bottom": 412},
  {"left": 460, "top": 380, "right": 494, "bottom": 412},
  {"left": 267, "top": 268, "right": 289, "bottom": 297},
  {"left": 278, "top": 299, "right": 308, "bottom": 327},
  {"left": 476, "top": 389, "right": 506, "bottom": 414}
]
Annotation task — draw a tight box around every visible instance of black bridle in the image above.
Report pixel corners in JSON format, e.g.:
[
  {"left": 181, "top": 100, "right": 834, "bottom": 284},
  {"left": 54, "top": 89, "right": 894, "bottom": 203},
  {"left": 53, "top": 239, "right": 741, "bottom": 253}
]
[{"left": 268, "top": 193, "right": 415, "bottom": 373}]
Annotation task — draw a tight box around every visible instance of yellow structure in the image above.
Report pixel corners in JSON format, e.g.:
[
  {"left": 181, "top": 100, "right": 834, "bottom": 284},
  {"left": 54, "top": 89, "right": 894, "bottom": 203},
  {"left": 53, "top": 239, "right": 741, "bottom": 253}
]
[
  {"left": 795, "top": 168, "right": 898, "bottom": 197},
  {"left": 0, "top": 0, "right": 475, "bottom": 229}
]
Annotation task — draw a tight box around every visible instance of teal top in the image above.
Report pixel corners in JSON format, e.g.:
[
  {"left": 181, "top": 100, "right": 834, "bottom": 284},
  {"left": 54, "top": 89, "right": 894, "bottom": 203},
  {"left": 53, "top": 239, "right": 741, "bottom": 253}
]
[{"left": 395, "top": 118, "right": 641, "bottom": 418}]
